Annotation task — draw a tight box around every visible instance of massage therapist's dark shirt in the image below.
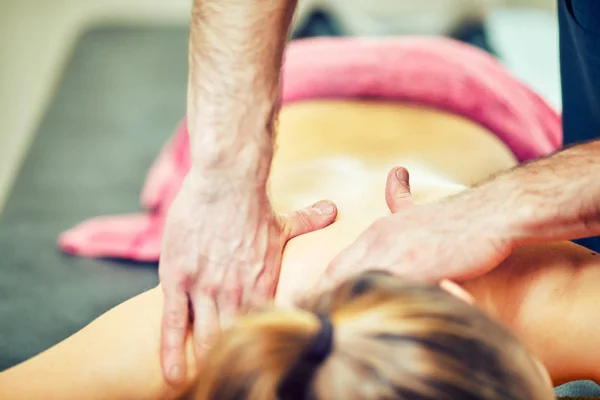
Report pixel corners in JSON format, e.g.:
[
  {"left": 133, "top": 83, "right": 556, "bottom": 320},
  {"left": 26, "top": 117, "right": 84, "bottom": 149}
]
[{"left": 559, "top": 0, "right": 600, "bottom": 251}]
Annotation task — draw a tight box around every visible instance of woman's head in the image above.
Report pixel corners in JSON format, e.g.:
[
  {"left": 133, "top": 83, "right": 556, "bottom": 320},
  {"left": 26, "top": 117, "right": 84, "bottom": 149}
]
[{"left": 192, "top": 271, "right": 553, "bottom": 400}]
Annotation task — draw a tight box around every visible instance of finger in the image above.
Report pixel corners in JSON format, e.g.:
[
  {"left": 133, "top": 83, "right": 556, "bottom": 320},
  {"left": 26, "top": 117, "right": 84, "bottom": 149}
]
[
  {"left": 281, "top": 200, "right": 338, "bottom": 240},
  {"left": 312, "top": 270, "right": 341, "bottom": 297},
  {"left": 160, "top": 282, "right": 190, "bottom": 384},
  {"left": 385, "top": 167, "right": 413, "bottom": 213},
  {"left": 191, "top": 290, "right": 220, "bottom": 362},
  {"left": 317, "top": 241, "right": 367, "bottom": 293},
  {"left": 439, "top": 279, "right": 475, "bottom": 304},
  {"left": 243, "top": 266, "right": 278, "bottom": 312},
  {"left": 215, "top": 279, "right": 243, "bottom": 331}
]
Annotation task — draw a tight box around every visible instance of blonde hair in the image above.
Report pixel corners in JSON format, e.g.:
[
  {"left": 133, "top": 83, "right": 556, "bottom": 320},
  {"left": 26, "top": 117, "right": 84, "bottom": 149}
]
[{"left": 191, "top": 271, "right": 550, "bottom": 400}]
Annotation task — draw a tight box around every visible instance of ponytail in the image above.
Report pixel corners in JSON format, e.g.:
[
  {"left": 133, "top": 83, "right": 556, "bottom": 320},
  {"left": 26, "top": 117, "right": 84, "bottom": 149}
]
[{"left": 277, "top": 314, "right": 334, "bottom": 400}]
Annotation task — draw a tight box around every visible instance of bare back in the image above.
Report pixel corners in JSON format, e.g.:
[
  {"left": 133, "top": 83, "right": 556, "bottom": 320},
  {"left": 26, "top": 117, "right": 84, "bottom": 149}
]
[
  {"left": 272, "top": 99, "right": 517, "bottom": 303},
  {"left": 2, "top": 100, "right": 597, "bottom": 400},
  {"left": 272, "top": 100, "right": 600, "bottom": 385}
]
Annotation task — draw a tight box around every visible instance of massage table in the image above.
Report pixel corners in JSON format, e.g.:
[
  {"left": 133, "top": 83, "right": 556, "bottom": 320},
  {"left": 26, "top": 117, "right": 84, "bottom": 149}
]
[{"left": 0, "top": 24, "right": 597, "bottom": 398}]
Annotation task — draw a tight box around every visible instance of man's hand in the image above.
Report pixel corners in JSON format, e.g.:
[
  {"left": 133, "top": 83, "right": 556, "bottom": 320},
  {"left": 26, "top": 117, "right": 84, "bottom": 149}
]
[
  {"left": 160, "top": 0, "right": 303, "bottom": 384},
  {"left": 325, "top": 139, "right": 600, "bottom": 291},
  {"left": 159, "top": 172, "right": 337, "bottom": 384},
  {"left": 322, "top": 167, "right": 514, "bottom": 288}
]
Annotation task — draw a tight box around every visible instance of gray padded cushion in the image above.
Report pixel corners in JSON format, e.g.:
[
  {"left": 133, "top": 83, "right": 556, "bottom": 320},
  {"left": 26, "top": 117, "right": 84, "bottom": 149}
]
[{"left": 0, "top": 25, "right": 187, "bottom": 369}]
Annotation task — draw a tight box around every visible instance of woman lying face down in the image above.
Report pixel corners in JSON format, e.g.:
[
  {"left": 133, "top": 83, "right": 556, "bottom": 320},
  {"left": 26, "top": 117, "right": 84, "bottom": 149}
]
[
  {"left": 192, "top": 271, "right": 554, "bottom": 400},
  {"left": 2, "top": 100, "right": 598, "bottom": 400},
  {"left": 3, "top": 38, "right": 596, "bottom": 399},
  {"left": 2, "top": 103, "right": 599, "bottom": 400}
]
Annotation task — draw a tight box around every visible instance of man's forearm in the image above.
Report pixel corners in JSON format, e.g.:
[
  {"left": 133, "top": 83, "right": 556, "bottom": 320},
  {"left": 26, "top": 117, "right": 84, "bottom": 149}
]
[
  {"left": 465, "top": 140, "right": 600, "bottom": 246},
  {"left": 187, "top": 0, "right": 297, "bottom": 184}
]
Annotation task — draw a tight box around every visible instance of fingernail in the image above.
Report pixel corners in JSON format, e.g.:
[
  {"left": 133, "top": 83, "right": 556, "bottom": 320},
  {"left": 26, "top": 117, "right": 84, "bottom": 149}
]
[
  {"left": 395, "top": 168, "right": 409, "bottom": 186},
  {"left": 313, "top": 201, "right": 335, "bottom": 215},
  {"left": 170, "top": 365, "right": 182, "bottom": 381}
]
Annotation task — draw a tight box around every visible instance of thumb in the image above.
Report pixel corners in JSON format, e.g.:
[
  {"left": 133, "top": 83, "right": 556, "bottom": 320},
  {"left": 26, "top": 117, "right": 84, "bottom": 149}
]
[
  {"left": 385, "top": 167, "right": 413, "bottom": 213},
  {"left": 281, "top": 200, "right": 338, "bottom": 240}
]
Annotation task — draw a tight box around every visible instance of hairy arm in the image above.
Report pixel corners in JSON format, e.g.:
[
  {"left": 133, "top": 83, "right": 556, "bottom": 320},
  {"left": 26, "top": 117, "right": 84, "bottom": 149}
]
[
  {"left": 187, "top": 0, "right": 297, "bottom": 184},
  {"left": 325, "top": 140, "right": 600, "bottom": 285},
  {"left": 470, "top": 140, "right": 600, "bottom": 246},
  {"left": 456, "top": 140, "right": 600, "bottom": 382},
  {"left": 159, "top": 0, "right": 311, "bottom": 383},
  {"left": 0, "top": 288, "right": 198, "bottom": 400}
]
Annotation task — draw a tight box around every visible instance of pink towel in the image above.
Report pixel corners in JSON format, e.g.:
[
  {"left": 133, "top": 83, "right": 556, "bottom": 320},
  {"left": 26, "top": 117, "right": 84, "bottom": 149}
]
[{"left": 58, "top": 36, "right": 562, "bottom": 262}]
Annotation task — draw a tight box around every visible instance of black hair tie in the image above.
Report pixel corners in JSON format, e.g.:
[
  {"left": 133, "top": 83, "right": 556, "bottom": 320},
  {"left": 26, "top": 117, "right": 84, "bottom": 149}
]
[{"left": 277, "top": 314, "right": 334, "bottom": 400}]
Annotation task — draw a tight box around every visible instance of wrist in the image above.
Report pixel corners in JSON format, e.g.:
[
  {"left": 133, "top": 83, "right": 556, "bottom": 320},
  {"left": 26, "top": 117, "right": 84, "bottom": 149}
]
[
  {"left": 188, "top": 95, "right": 277, "bottom": 177},
  {"left": 187, "top": 156, "right": 272, "bottom": 198},
  {"left": 190, "top": 133, "right": 274, "bottom": 181},
  {"left": 448, "top": 179, "right": 524, "bottom": 250},
  {"left": 472, "top": 174, "right": 554, "bottom": 248}
]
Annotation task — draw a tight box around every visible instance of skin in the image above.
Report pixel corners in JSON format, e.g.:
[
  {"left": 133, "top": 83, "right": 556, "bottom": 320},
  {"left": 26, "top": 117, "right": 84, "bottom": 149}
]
[
  {"left": 159, "top": 0, "right": 321, "bottom": 383},
  {"left": 325, "top": 128, "right": 600, "bottom": 288},
  {"left": 0, "top": 100, "right": 598, "bottom": 399},
  {"left": 162, "top": 0, "right": 600, "bottom": 386},
  {"left": 272, "top": 101, "right": 600, "bottom": 385}
]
